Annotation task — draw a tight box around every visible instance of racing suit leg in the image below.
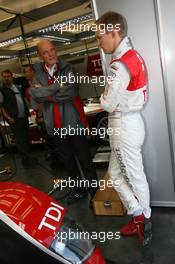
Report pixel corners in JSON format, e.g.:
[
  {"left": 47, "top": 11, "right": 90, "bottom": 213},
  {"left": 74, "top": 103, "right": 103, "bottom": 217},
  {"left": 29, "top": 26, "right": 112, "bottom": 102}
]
[
  {"left": 109, "top": 150, "right": 142, "bottom": 214},
  {"left": 108, "top": 112, "right": 151, "bottom": 219}
]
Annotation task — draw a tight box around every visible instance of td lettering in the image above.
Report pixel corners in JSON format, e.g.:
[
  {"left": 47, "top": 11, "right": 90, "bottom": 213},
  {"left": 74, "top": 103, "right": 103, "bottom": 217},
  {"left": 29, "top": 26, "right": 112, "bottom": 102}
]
[
  {"left": 38, "top": 202, "right": 64, "bottom": 231},
  {"left": 92, "top": 59, "right": 101, "bottom": 67}
]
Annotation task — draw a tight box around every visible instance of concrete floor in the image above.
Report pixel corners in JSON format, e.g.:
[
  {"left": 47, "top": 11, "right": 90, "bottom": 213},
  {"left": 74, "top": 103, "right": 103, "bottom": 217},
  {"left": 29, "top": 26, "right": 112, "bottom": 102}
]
[{"left": 0, "top": 147, "right": 175, "bottom": 264}]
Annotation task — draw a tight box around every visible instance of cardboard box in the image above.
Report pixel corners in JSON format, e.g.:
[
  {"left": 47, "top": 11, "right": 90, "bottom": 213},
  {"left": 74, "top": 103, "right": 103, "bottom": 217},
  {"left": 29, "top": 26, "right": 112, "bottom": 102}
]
[{"left": 92, "top": 173, "right": 126, "bottom": 216}]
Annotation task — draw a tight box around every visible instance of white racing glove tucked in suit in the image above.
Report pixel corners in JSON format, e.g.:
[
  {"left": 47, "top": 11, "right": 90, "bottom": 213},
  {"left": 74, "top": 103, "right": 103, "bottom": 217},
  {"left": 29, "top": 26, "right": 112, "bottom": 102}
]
[{"left": 100, "top": 37, "right": 151, "bottom": 219}]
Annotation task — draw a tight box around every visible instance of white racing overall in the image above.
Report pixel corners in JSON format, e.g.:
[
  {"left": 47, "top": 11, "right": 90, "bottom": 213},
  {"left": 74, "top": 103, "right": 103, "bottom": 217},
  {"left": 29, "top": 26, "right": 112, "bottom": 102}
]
[{"left": 100, "top": 37, "right": 151, "bottom": 218}]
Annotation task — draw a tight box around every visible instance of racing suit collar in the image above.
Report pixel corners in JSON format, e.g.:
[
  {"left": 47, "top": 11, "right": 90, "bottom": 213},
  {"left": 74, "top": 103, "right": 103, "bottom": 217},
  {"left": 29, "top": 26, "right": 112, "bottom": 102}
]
[{"left": 112, "top": 36, "right": 133, "bottom": 60}]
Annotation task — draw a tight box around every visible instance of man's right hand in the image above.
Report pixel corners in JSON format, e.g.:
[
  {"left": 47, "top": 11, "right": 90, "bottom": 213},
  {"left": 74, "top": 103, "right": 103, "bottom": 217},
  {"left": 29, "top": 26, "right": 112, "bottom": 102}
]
[
  {"left": 33, "top": 83, "right": 42, "bottom": 89},
  {"left": 36, "top": 116, "right": 44, "bottom": 124},
  {"left": 29, "top": 79, "right": 42, "bottom": 89},
  {"left": 8, "top": 117, "right": 14, "bottom": 124}
]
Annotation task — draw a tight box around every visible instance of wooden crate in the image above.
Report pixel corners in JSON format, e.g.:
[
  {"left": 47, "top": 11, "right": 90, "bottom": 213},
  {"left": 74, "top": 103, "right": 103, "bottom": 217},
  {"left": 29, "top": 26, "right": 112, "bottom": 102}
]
[{"left": 92, "top": 174, "right": 126, "bottom": 216}]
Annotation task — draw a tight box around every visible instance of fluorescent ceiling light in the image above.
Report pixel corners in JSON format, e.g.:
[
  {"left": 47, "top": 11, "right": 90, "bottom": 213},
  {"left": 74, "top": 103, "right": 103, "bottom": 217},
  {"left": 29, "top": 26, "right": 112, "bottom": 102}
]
[
  {"left": 63, "top": 42, "right": 71, "bottom": 45},
  {"left": 88, "top": 46, "right": 98, "bottom": 50},
  {"left": 70, "top": 46, "right": 98, "bottom": 55},
  {"left": 80, "top": 35, "right": 95, "bottom": 40},
  {"left": 70, "top": 49, "right": 86, "bottom": 55},
  {"left": 0, "top": 36, "right": 23, "bottom": 48},
  {"left": 0, "top": 55, "right": 11, "bottom": 59},
  {"left": 41, "top": 35, "right": 71, "bottom": 42},
  {"left": 38, "top": 13, "right": 93, "bottom": 34}
]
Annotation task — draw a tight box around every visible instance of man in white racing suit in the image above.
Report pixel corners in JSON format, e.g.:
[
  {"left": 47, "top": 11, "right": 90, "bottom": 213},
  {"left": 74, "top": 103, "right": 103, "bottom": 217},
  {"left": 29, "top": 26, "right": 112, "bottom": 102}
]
[{"left": 95, "top": 12, "right": 152, "bottom": 246}]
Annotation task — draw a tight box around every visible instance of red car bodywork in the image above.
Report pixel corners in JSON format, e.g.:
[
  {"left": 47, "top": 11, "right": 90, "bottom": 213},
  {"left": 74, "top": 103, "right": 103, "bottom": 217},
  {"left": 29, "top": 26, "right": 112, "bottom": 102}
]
[{"left": 0, "top": 182, "right": 106, "bottom": 264}]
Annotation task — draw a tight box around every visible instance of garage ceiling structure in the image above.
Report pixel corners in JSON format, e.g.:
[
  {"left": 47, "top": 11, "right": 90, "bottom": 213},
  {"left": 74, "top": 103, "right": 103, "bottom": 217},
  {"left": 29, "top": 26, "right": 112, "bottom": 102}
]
[{"left": 0, "top": 0, "right": 99, "bottom": 70}]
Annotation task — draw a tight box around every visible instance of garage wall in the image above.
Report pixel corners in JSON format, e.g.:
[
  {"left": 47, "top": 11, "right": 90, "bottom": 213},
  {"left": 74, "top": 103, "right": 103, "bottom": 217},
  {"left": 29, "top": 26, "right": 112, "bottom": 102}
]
[{"left": 157, "top": 0, "right": 175, "bottom": 173}]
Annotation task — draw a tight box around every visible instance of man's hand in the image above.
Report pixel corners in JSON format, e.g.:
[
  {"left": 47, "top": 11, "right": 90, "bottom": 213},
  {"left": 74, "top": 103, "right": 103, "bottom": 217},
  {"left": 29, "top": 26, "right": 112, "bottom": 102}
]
[
  {"left": 103, "top": 89, "right": 108, "bottom": 96},
  {"left": 8, "top": 117, "right": 14, "bottom": 124},
  {"left": 100, "top": 90, "right": 108, "bottom": 102},
  {"left": 100, "top": 83, "right": 109, "bottom": 100},
  {"left": 36, "top": 116, "right": 44, "bottom": 124},
  {"left": 99, "top": 94, "right": 104, "bottom": 104},
  {"left": 29, "top": 80, "right": 42, "bottom": 89},
  {"left": 33, "top": 83, "right": 42, "bottom": 89}
]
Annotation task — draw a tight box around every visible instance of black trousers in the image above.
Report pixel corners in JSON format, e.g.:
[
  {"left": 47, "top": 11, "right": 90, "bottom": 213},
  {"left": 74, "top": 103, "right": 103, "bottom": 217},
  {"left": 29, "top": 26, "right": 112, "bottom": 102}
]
[
  {"left": 0, "top": 133, "right": 6, "bottom": 153},
  {"left": 10, "top": 117, "right": 30, "bottom": 161},
  {"left": 39, "top": 123, "right": 57, "bottom": 156},
  {"left": 53, "top": 134, "right": 98, "bottom": 198}
]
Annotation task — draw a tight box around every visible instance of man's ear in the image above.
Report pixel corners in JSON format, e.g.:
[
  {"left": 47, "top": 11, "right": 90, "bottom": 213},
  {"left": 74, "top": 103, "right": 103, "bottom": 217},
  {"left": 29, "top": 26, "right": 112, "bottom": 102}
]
[
  {"left": 113, "top": 30, "right": 121, "bottom": 42},
  {"left": 111, "top": 30, "right": 116, "bottom": 38},
  {"left": 38, "top": 52, "right": 42, "bottom": 60}
]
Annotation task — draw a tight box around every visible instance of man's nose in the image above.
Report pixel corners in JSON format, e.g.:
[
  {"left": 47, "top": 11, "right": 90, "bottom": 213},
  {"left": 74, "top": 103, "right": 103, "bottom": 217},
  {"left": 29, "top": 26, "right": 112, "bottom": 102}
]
[{"left": 48, "top": 51, "right": 53, "bottom": 57}]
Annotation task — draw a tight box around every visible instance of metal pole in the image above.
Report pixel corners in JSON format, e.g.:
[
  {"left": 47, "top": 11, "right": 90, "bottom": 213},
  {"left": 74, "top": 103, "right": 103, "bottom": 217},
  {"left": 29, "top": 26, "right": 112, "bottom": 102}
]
[{"left": 18, "top": 14, "right": 31, "bottom": 64}]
